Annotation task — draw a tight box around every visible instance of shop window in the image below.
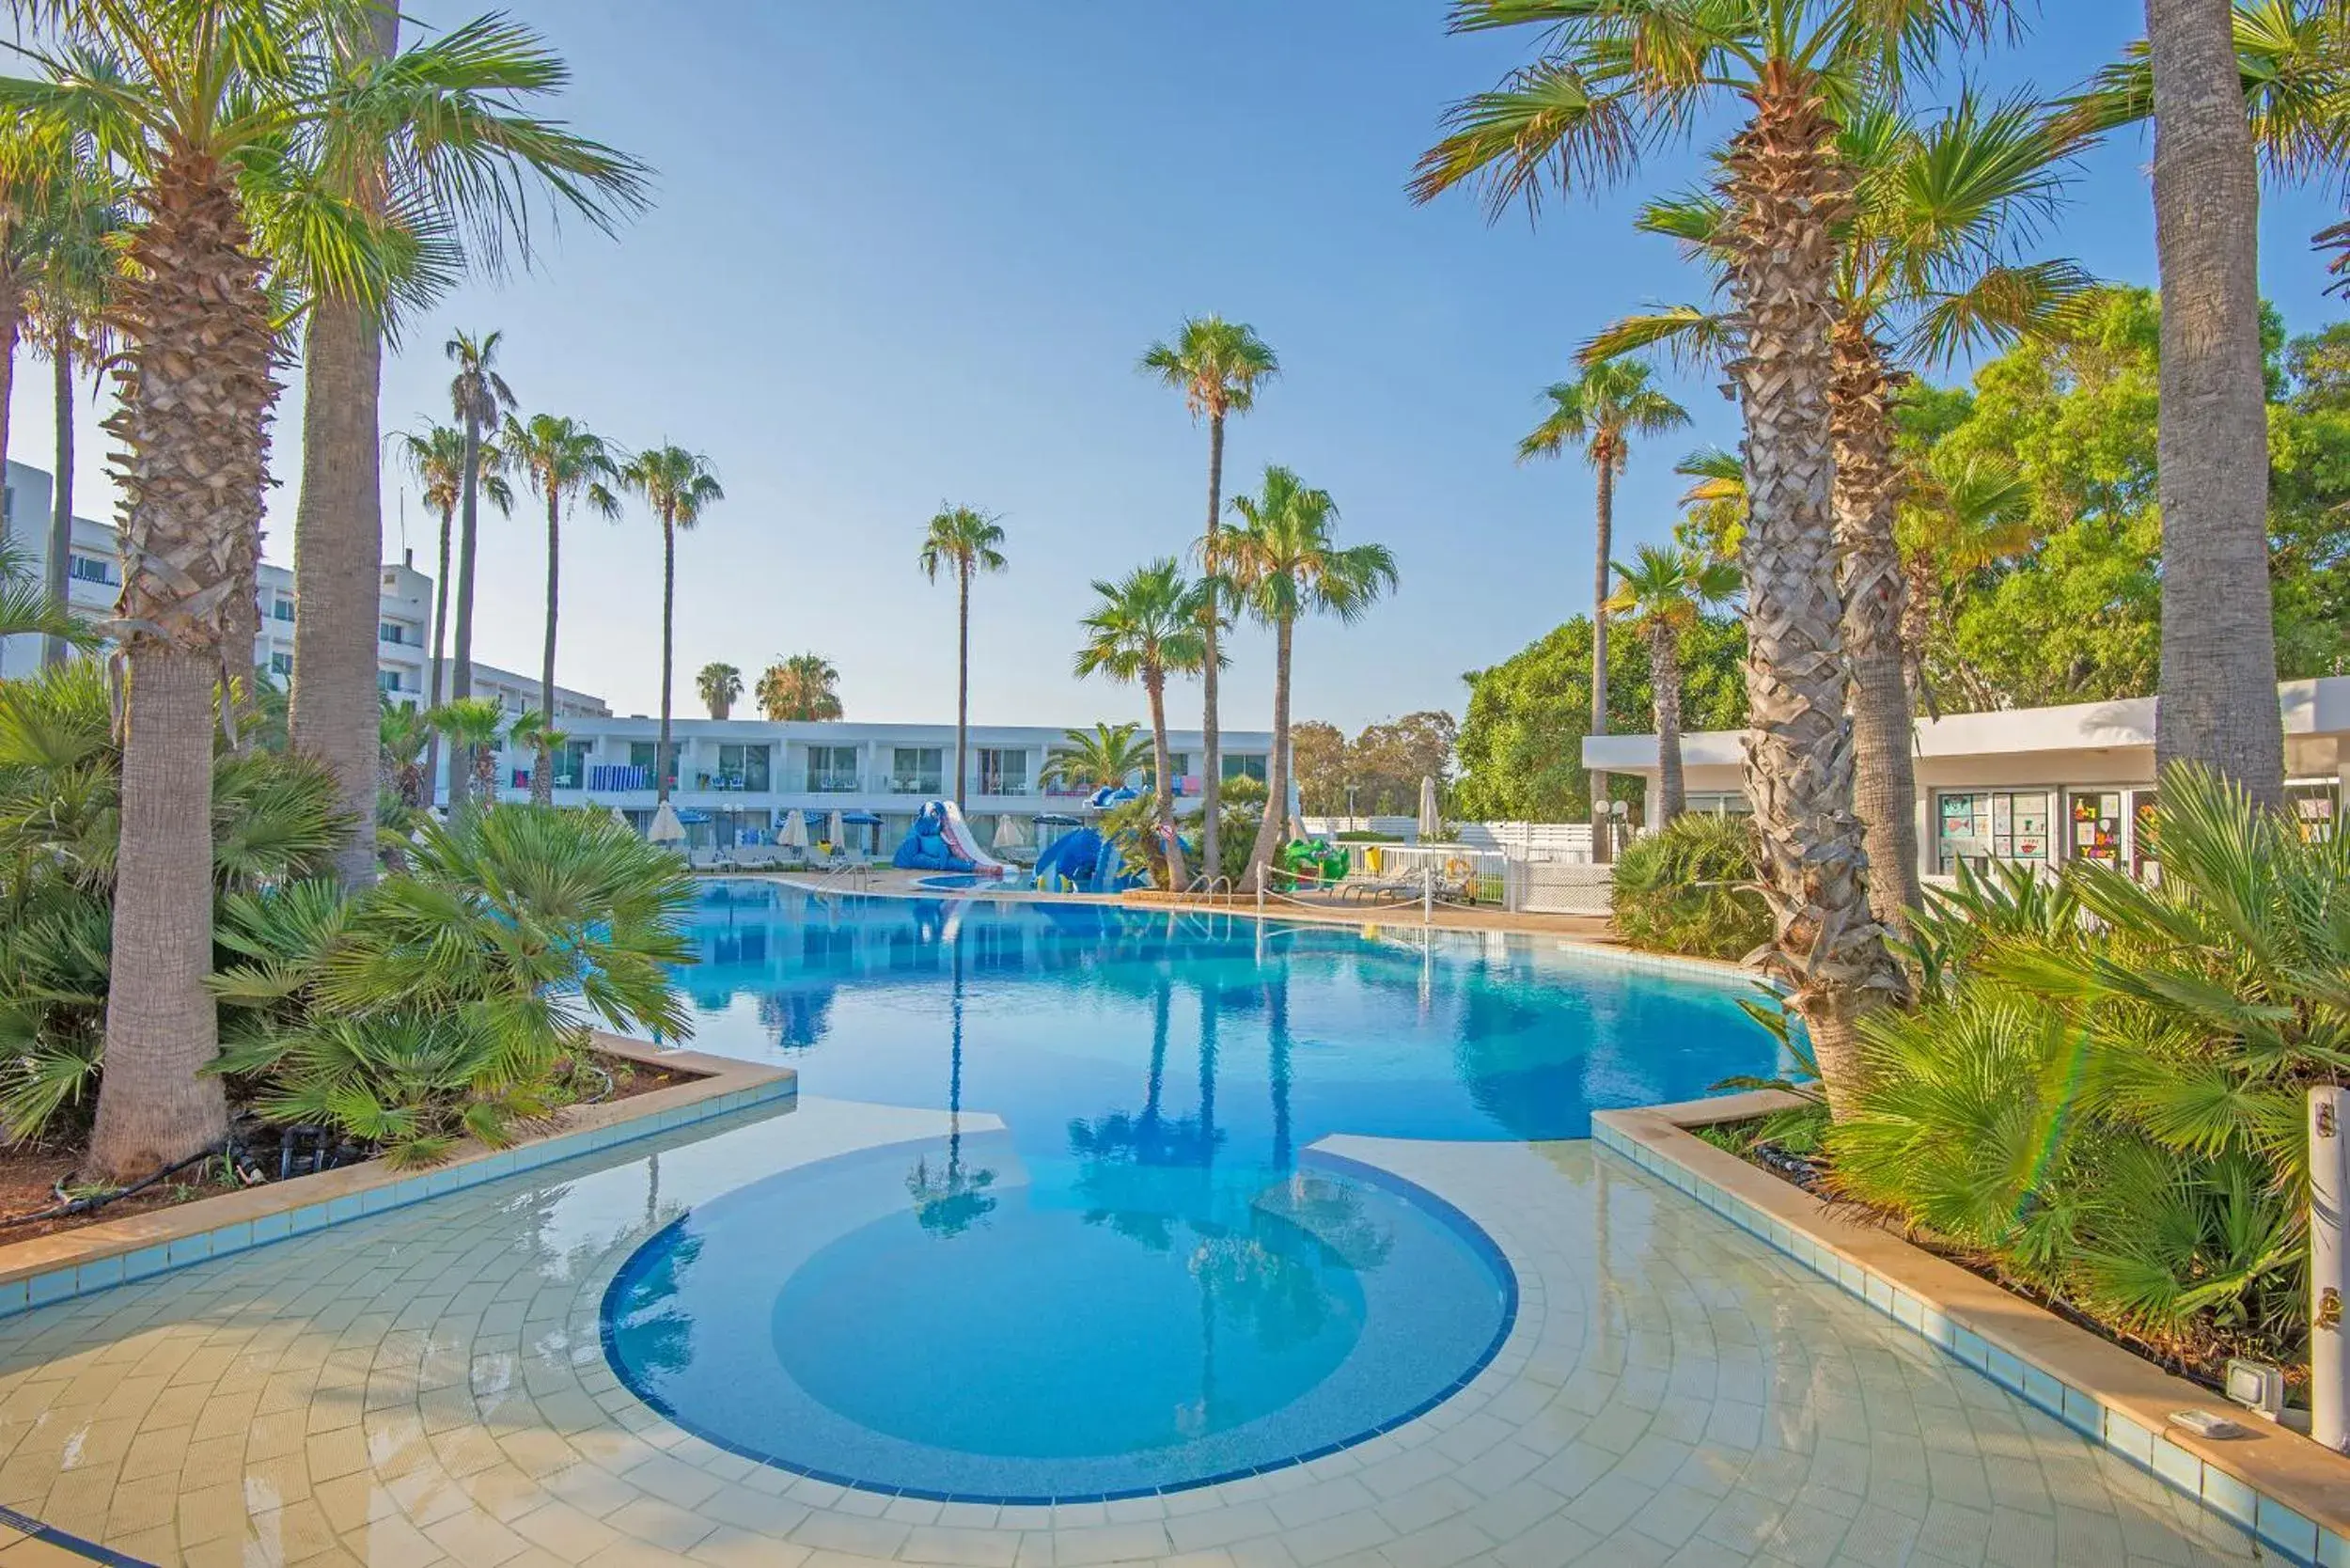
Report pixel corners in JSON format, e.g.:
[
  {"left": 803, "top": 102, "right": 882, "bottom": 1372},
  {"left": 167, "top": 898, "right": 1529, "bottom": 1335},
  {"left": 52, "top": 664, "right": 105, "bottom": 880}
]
[
  {"left": 2069, "top": 790, "right": 2124, "bottom": 868},
  {"left": 1935, "top": 790, "right": 2051, "bottom": 875}
]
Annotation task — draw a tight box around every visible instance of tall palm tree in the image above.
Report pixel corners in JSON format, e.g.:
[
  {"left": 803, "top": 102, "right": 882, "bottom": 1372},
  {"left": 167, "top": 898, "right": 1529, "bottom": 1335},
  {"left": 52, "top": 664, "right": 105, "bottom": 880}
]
[
  {"left": 501, "top": 413, "right": 619, "bottom": 804},
  {"left": 0, "top": 109, "right": 85, "bottom": 510},
  {"left": 445, "top": 327, "right": 514, "bottom": 806},
  {"left": 757, "top": 652, "right": 843, "bottom": 721},
  {"left": 1042, "top": 722, "right": 1154, "bottom": 793},
  {"left": 1412, "top": 0, "right": 2003, "bottom": 1115},
  {"left": 1516, "top": 359, "right": 1689, "bottom": 858},
  {"left": 619, "top": 446, "right": 725, "bottom": 804},
  {"left": 1074, "top": 558, "right": 1214, "bottom": 888},
  {"left": 1139, "top": 317, "right": 1279, "bottom": 881},
  {"left": 1222, "top": 465, "right": 1398, "bottom": 888},
  {"left": 1605, "top": 546, "right": 1741, "bottom": 823},
  {"left": 697, "top": 662, "right": 743, "bottom": 720},
  {"left": 395, "top": 422, "right": 510, "bottom": 807},
  {"left": 28, "top": 148, "right": 119, "bottom": 671},
  {"left": 1897, "top": 450, "right": 2038, "bottom": 711},
  {"left": 287, "top": 10, "right": 648, "bottom": 887},
  {"left": 0, "top": 1, "right": 542, "bottom": 1179},
  {"left": 917, "top": 505, "right": 1008, "bottom": 808},
  {"left": 1593, "top": 95, "right": 2093, "bottom": 930}
]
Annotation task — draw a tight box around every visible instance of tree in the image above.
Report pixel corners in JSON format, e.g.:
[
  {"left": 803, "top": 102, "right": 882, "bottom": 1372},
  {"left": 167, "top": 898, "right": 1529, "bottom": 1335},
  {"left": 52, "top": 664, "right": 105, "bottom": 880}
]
[
  {"left": 1074, "top": 558, "right": 1212, "bottom": 887},
  {"left": 506, "top": 709, "right": 566, "bottom": 804},
  {"left": 1291, "top": 720, "right": 1347, "bottom": 815},
  {"left": 0, "top": 108, "right": 88, "bottom": 539},
  {"left": 916, "top": 504, "right": 1008, "bottom": 808},
  {"left": 445, "top": 328, "right": 515, "bottom": 808},
  {"left": 28, "top": 134, "right": 119, "bottom": 670},
  {"left": 2145, "top": 0, "right": 2288, "bottom": 802},
  {"left": 1457, "top": 614, "right": 1747, "bottom": 823},
  {"left": 378, "top": 697, "right": 433, "bottom": 817},
  {"left": 285, "top": 12, "right": 645, "bottom": 889},
  {"left": 1606, "top": 547, "right": 1742, "bottom": 822},
  {"left": 1516, "top": 359, "right": 1688, "bottom": 857},
  {"left": 1223, "top": 466, "right": 1397, "bottom": 887},
  {"left": 619, "top": 447, "right": 725, "bottom": 804},
  {"left": 427, "top": 697, "right": 508, "bottom": 807},
  {"left": 395, "top": 422, "right": 510, "bottom": 801},
  {"left": 0, "top": 0, "right": 544, "bottom": 1180},
  {"left": 697, "top": 662, "right": 743, "bottom": 720},
  {"left": 757, "top": 653, "right": 844, "bottom": 721},
  {"left": 0, "top": 537, "right": 86, "bottom": 648},
  {"left": 1348, "top": 712, "right": 1461, "bottom": 816},
  {"left": 1414, "top": 0, "right": 2002, "bottom": 1112},
  {"left": 1042, "top": 722, "right": 1153, "bottom": 793},
  {"left": 501, "top": 413, "right": 619, "bottom": 804},
  {"left": 1139, "top": 316, "right": 1279, "bottom": 882}
]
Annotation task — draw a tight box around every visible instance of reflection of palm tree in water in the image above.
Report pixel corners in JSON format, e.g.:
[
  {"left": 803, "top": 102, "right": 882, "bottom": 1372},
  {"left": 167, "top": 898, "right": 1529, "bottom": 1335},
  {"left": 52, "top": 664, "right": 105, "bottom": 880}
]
[
  {"left": 908, "top": 943, "right": 997, "bottom": 1235},
  {"left": 1265, "top": 967, "right": 1292, "bottom": 1169}
]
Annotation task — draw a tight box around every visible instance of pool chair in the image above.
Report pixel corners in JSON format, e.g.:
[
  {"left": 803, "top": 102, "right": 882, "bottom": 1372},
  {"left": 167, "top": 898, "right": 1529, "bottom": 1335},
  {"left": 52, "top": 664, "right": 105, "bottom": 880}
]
[{"left": 689, "top": 847, "right": 735, "bottom": 872}]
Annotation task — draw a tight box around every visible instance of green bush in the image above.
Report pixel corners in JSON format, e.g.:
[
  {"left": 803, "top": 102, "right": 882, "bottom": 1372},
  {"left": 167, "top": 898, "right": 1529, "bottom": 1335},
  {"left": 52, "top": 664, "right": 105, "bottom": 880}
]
[
  {"left": 1609, "top": 813, "right": 1772, "bottom": 960},
  {"left": 1830, "top": 767, "right": 2334, "bottom": 1376}
]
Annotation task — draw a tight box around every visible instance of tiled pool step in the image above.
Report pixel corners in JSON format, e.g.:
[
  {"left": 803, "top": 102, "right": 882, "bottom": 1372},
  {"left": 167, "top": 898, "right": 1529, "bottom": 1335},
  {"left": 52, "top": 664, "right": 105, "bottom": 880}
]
[{"left": 1594, "top": 1102, "right": 2350, "bottom": 1568}]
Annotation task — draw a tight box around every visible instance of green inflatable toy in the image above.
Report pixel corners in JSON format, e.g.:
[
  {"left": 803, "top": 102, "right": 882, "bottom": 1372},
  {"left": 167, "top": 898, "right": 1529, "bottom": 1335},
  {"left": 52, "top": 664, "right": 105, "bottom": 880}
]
[{"left": 1275, "top": 838, "right": 1350, "bottom": 891}]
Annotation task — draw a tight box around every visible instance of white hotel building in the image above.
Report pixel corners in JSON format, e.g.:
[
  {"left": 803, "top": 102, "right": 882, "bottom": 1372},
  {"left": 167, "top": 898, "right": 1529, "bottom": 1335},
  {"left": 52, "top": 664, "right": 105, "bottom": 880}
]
[{"left": 0, "top": 460, "right": 605, "bottom": 717}]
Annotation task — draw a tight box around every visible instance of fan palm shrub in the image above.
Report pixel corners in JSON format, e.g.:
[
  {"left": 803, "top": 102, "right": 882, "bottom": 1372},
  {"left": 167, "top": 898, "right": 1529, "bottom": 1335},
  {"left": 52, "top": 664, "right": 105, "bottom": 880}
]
[
  {"left": 1042, "top": 722, "right": 1153, "bottom": 795},
  {"left": 1609, "top": 813, "right": 1772, "bottom": 962},
  {"left": 1830, "top": 767, "right": 2345, "bottom": 1372},
  {"left": 427, "top": 697, "right": 508, "bottom": 811}
]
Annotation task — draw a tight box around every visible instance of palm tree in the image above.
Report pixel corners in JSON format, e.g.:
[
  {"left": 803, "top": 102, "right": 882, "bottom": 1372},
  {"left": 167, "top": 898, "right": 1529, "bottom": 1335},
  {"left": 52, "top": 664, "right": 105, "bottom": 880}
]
[
  {"left": 697, "top": 662, "right": 743, "bottom": 720},
  {"left": 1606, "top": 547, "right": 1741, "bottom": 823},
  {"left": 0, "top": 2, "right": 567, "bottom": 1180},
  {"left": 395, "top": 422, "right": 510, "bottom": 807},
  {"left": 1413, "top": 0, "right": 2003, "bottom": 1114},
  {"left": 1898, "top": 451, "right": 2039, "bottom": 711},
  {"left": 428, "top": 698, "right": 509, "bottom": 809},
  {"left": 1517, "top": 360, "right": 1689, "bottom": 857},
  {"left": 445, "top": 328, "right": 515, "bottom": 805},
  {"left": 1594, "top": 96, "right": 2093, "bottom": 930},
  {"left": 1222, "top": 466, "right": 1398, "bottom": 888},
  {"left": 756, "top": 653, "right": 844, "bottom": 721},
  {"left": 1075, "top": 559, "right": 1214, "bottom": 888},
  {"left": 619, "top": 446, "right": 725, "bottom": 804},
  {"left": 917, "top": 505, "right": 1008, "bottom": 808},
  {"left": 1139, "top": 317, "right": 1279, "bottom": 882},
  {"left": 0, "top": 109, "right": 86, "bottom": 519},
  {"left": 0, "top": 539, "right": 86, "bottom": 648},
  {"left": 1042, "top": 722, "right": 1154, "bottom": 794},
  {"left": 26, "top": 137, "right": 118, "bottom": 671},
  {"left": 507, "top": 709, "right": 568, "bottom": 805},
  {"left": 501, "top": 413, "right": 619, "bottom": 805},
  {"left": 378, "top": 697, "right": 433, "bottom": 815},
  {"left": 285, "top": 12, "right": 647, "bottom": 888}
]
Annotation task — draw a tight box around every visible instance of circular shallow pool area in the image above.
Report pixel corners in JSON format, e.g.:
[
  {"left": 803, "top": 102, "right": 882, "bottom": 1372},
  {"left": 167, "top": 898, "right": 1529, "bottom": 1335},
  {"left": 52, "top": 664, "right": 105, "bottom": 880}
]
[{"left": 601, "top": 1138, "right": 1514, "bottom": 1501}]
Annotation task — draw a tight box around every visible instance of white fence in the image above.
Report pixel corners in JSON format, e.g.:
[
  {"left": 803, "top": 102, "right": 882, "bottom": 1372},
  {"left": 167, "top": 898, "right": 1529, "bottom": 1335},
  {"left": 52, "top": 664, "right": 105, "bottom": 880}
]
[
  {"left": 1300, "top": 815, "right": 1423, "bottom": 840},
  {"left": 1457, "top": 821, "right": 1596, "bottom": 859}
]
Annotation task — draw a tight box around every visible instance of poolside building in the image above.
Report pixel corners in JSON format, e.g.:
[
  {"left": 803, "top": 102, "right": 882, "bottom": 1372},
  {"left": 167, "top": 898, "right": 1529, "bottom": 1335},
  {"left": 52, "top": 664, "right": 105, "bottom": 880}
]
[
  {"left": 467, "top": 715, "right": 1278, "bottom": 853},
  {"left": 1583, "top": 675, "right": 2350, "bottom": 878}
]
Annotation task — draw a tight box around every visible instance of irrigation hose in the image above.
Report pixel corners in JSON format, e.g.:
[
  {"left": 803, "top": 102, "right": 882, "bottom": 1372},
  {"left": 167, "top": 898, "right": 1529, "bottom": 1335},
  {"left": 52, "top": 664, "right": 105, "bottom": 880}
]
[{"left": 2, "top": 1138, "right": 234, "bottom": 1233}]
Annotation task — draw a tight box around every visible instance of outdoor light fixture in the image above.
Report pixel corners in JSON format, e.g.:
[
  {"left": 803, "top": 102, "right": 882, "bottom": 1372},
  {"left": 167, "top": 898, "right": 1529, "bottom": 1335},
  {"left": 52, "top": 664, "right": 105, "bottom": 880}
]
[{"left": 2223, "top": 1358, "right": 2287, "bottom": 1423}]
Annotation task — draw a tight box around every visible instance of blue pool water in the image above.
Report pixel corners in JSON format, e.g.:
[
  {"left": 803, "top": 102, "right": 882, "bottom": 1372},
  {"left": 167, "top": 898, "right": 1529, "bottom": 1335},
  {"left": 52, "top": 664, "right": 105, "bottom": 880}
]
[{"left": 603, "top": 884, "right": 1777, "bottom": 1500}]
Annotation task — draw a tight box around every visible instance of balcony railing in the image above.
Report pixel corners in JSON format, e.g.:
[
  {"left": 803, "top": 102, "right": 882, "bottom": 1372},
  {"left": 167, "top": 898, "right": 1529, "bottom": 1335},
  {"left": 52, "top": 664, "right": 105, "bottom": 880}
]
[
  {"left": 884, "top": 776, "right": 946, "bottom": 796},
  {"left": 588, "top": 764, "right": 655, "bottom": 792},
  {"left": 804, "top": 774, "right": 863, "bottom": 794},
  {"left": 693, "top": 773, "right": 771, "bottom": 793},
  {"left": 977, "top": 780, "right": 1032, "bottom": 798}
]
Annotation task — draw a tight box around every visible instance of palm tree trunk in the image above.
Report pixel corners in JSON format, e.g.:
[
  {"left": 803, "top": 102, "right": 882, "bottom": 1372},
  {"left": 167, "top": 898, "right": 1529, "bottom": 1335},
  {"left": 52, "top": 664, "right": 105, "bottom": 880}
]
[
  {"left": 1653, "top": 620, "right": 1684, "bottom": 821},
  {"left": 1590, "top": 455, "right": 1614, "bottom": 862},
  {"left": 1147, "top": 670, "right": 1188, "bottom": 888},
  {"left": 450, "top": 412, "right": 482, "bottom": 814},
  {"left": 1199, "top": 412, "right": 1226, "bottom": 883},
  {"left": 658, "top": 510, "right": 677, "bottom": 802},
  {"left": 424, "top": 500, "right": 452, "bottom": 798},
  {"left": 40, "top": 328, "right": 71, "bottom": 666},
  {"left": 1246, "top": 616, "right": 1293, "bottom": 886},
  {"left": 2148, "top": 0, "right": 2285, "bottom": 807},
  {"left": 954, "top": 564, "right": 970, "bottom": 808},
  {"left": 0, "top": 281, "right": 20, "bottom": 541},
  {"left": 89, "top": 160, "right": 272, "bottom": 1180},
  {"left": 1830, "top": 321, "right": 1922, "bottom": 937},
  {"left": 1723, "top": 65, "right": 1898, "bottom": 1121},
  {"left": 535, "top": 484, "right": 558, "bottom": 807},
  {"left": 288, "top": 292, "right": 387, "bottom": 884}
]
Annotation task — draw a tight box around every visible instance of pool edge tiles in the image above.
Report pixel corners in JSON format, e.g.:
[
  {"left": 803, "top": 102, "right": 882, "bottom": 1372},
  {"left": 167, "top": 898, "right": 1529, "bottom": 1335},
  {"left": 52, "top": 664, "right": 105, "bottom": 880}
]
[
  {"left": 1592, "top": 1100, "right": 2350, "bottom": 1568},
  {"left": 0, "top": 1038, "right": 795, "bottom": 1325},
  {"left": 597, "top": 1141, "right": 1519, "bottom": 1506}
]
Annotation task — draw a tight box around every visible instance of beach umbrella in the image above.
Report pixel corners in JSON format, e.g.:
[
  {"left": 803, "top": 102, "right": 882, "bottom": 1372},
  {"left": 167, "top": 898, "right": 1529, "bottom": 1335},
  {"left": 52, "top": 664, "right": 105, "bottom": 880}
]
[
  {"left": 779, "top": 808, "right": 808, "bottom": 848},
  {"left": 827, "top": 809, "right": 844, "bottom": 847},
  {"left": 607, "top": 805, "right": 630, "bottom": 830},
  {"left": 1418, "top": 776, "right": 1441, "bottom": 840},
  {"left": 649, "top": 800, "right": 686, "bottom": 844},
  {"left": 992, "top": 813, "right": 1027, "bottom": 850}
]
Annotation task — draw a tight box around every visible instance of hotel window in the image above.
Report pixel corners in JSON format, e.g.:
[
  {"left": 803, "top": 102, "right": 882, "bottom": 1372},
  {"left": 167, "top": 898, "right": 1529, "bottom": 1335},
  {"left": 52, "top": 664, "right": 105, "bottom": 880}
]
[
  {"left": 555, "top": 741, "right": 591, "bottom": 791},
  {"left": 272, "top": 597, "right": 294, "bottom": 622},
  {"left": 378, "top": 620, "right": 405, "bottom": 645},
  {"left": 1935, "top": 790, "right": 2051, "bottom": 875},
  {"left": 629, "top": 741, "right": 678, "bottom": 789},
  {"left": 67, "top": 553, "right": 114, "bottom": 586},
  {"left": 806, "top": 745, "right": 860, "bottom": 792},
  {"left": 269, "top": 651, "right": 293, "bottom": 677},
  {"left": 716, "top": 743, "right": 770, "bottom": 792},
  {"left": 2287, "top": 779, "right": 2340, "bottom": 843},
  {"left": 890, "top": 746, "right": 944, "bottom": 794},
  {"left": 2068, "top": 790, "right": 2125, "bottom": 867},
  {"left": 1222, "top": 754, "right": 1268, "bottom": 783},
  {"left": 977, "top": 747, "right": 1028, "bottom": 796},
  {"left": 377, "top": 669, "right": 402, "bottom": 693}
]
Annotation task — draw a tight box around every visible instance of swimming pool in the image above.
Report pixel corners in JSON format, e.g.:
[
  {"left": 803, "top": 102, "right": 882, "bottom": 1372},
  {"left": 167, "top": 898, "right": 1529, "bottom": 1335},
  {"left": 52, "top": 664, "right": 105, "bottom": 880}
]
[{"left": 601, "top": 883, "right": 1782, "bottom": 1502}]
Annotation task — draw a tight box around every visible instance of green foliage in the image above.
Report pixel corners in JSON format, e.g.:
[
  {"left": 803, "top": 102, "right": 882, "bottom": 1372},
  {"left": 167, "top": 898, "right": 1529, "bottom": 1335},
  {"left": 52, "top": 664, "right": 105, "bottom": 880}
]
[
  {"left": 1292, "top": 712, "right": 1457, "bottom": 817},
  {"left": 1608, "top": 814, "right": 1772, "bottom": 961},
  {"left": 1455, "top": 614, "right": 1745, "bottom": 821},
  {"left": 1829, "top": 767, "right": 2342, "bottom": 1371}
]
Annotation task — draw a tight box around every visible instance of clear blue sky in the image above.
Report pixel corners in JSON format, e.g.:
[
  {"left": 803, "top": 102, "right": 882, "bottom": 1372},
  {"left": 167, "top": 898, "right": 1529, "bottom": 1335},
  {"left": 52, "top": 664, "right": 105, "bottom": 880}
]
[{"left": 12, "top": 3, "right": 2347, "bottom": 731}]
